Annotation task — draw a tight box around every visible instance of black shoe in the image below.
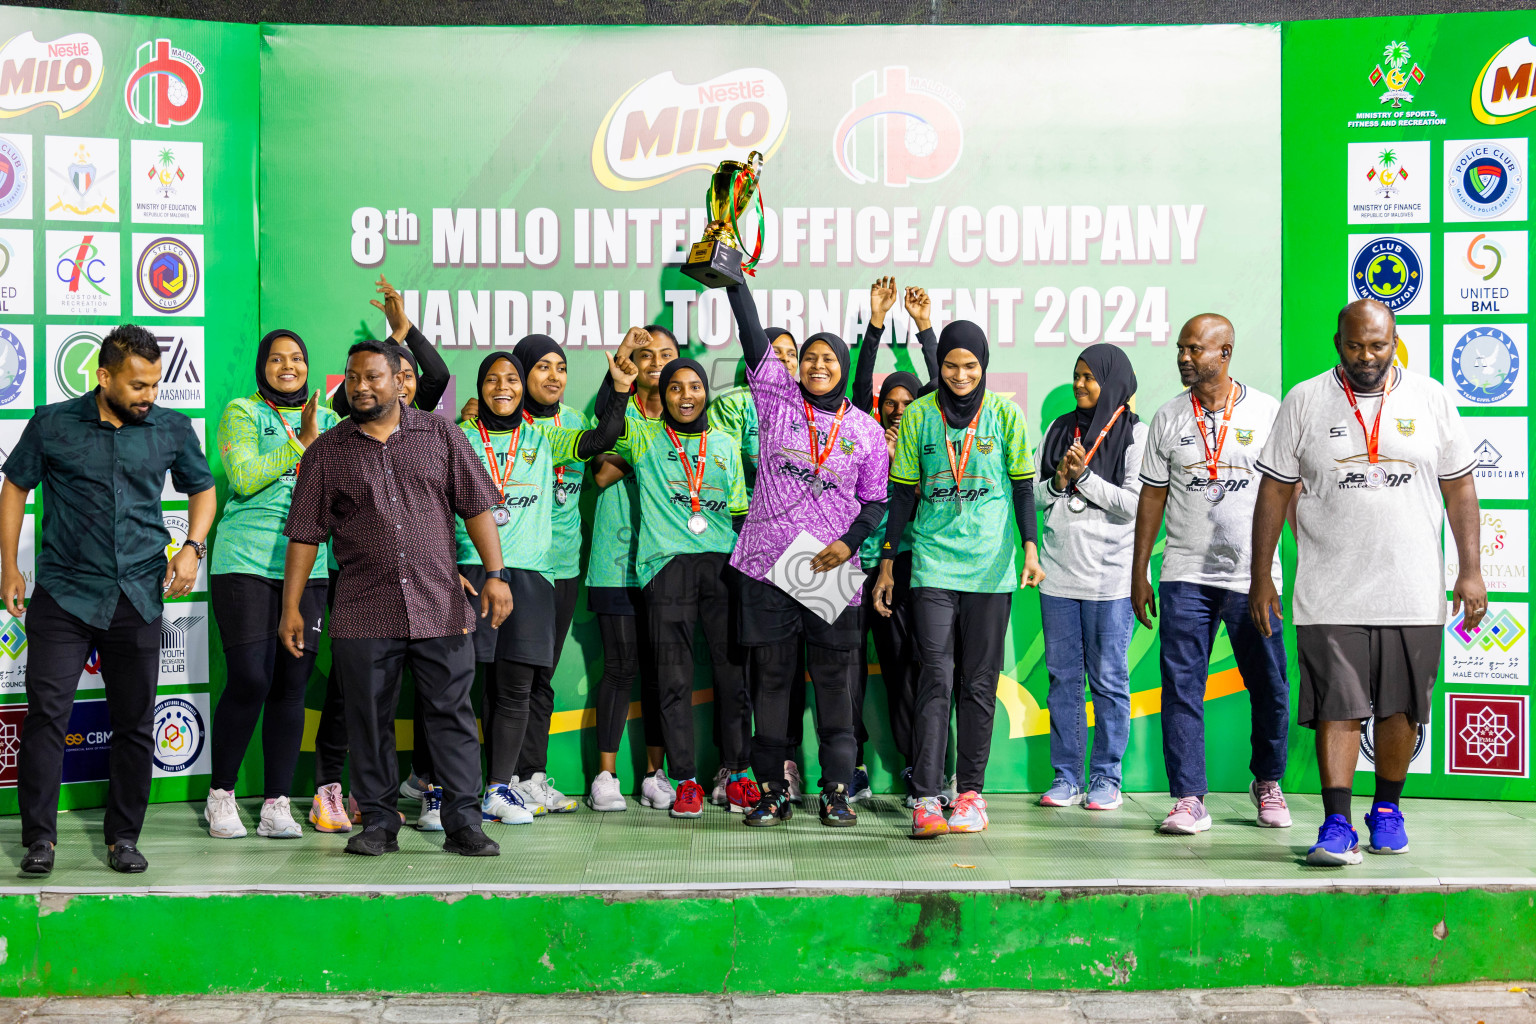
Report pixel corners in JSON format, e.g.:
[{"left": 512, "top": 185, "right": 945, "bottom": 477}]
[
  {"left": 743, "top": 786, "right": 793, "bottom": 827},
  {"left": 108, "top": 841, "right": 148, "bottom": 874},
  {"left": 819, "top": 786, "right": 857, "bottom": 828},
  {"left": 20, "top": 841, "right": 53, "bottom": 876},
  {"left": 443, "top": 826, "right": 500, "bottom": 857},
  {"left": 344, "top": 825, "right": 400, "bottom": 856}
]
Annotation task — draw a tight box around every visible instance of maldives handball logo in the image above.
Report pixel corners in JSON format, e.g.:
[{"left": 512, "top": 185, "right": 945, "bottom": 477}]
[
  {"left": 592, "top": 68, "right": 789, "bottom": 191},
  {"left": 1351, "top": 236, "right": 1423, "bottom": 311},
  {"left": 1449, "top": 142, "right": 1524, "bottom": 219},
  {"left": 135, "top": 236, "right": 199, "bottom": 314},
  {"left": 1473, "top": 37, "right": 1536, "bottom": 125},
  {"left": 0, "top": 31, "right": 105, "bottom": 119},
  {"left": 1451, "top": 326, "right": 1521, "bottom": 405},
  {"left": 833, "top": 67, "right": 963, "bottom": 187},
  {"left": 124, "top": 39, "right": 203, "bottom": 128},
  {"left": 151, "top": 696, "right": 204, "bottom": 773}
]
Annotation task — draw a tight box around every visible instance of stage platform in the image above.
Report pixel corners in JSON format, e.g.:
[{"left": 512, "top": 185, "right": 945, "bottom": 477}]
[{"left": 2, "top": 793, "right": 1533, "bottom": 996}]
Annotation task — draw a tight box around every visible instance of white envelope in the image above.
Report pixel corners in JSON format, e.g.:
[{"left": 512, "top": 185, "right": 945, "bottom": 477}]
[{"left": 769, "top": 530, "right": 864, "bottom": 625}]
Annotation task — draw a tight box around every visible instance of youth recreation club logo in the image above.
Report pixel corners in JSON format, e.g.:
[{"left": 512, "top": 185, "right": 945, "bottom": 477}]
[
  {"left": 833, "top": 67, "right": 963, "bottom": 187},
  {"left": 0, "top": 31, "right": 105, "bottom": 119},
  {"left": 591, "top": 68, "right": 789, "bottom": 191},
  {"left": 124, "top": 38, "right": 204, "bottom": 128},
  {"left": 1351, "top": 235, "right": 1424, "bottom": 311},
  {"left": 1448, "top": 141, "right": 1524, "bottom": 219},
  {"left": 1472, "top": 37, "right": 1536, "bottom": 125}
]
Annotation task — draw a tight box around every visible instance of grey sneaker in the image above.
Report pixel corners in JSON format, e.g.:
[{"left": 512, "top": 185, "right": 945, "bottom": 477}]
[
  {"left": 1039, "top": 777, "right": 1084, "bottom": 807},
  {"left": 709, "top": 766, "right": 731, "bottom": 806},
  {"left": 784, "top": 760, "right": 805, "bottom": 805},
  {"left": 587, "top": 771, "right": 628, "bottom": 812},
  {"left": 1085, "top": 776, "right": 1123, "bottom": 811},
  {"left": 1159, "top": 795, "right": 1213, "bottom": 835},
  {"left": 640, "top": 770, "right": 675, "bottom": 810},
  {"left": 258, "top": 795, "right": 304, "bottom": 838},
  {"left": 939, "top": 774, "right": 959, "bottom": 808},
  {"left": 1250, "top": 779, "right": 1293, "bottom": 828}
]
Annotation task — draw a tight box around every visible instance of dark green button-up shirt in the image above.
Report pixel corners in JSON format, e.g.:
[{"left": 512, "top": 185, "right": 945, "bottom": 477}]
[{"left": 3, "top": 390, "right": 215, "bottom": 628}]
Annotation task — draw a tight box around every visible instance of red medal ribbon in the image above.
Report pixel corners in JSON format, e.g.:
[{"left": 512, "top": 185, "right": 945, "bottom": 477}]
[
  {"left": 525, "top": 409, "right": 565, "bottom": 495},
  {"left": 664, "top": 424, "right": 708, "bottom": 516},
  {"left": 1191, "top": 383, "right": 1238, "bottom": 482},
  {"left": 945, "top": 407, "right": 983, "bottom": 498},
  {"left": 475, "top": 419, "right": 519, "bottom": 503},
  {"left": 262, "top": 397, "right": 306, "bottom": 471},
  {"left": 803, "top": 398, "right": 849, "bottom": 475},
  {"left": 1071, "top": 403, "right": 1128, "bottom": 470},
  {"left": 1338, "top": 368, "right": 1394, "bottom": 465}
]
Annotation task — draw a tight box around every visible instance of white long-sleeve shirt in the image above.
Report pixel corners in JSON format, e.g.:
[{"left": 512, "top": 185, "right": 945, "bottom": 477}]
[{"left": 1035, "top": 420, "right": 1147, "bottom": 601}]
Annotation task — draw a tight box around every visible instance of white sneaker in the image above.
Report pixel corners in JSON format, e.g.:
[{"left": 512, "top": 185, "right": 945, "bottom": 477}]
[
  {"left": 640, "top": 770, "right": 675, "bottom": 809},
  {"left": 508, "top": 776, "right": 546, "bottom": 816},
  {"left": 519, "top": 771, "right": 577, "bottom": 814},
  {"left": 482, "top": 784, "right": 534, "bottom": 825},
  {"left": 398, "top": 771, "right": 429, "bottom": 802},
  {"left": 709, "top": 766, "right": 731, "bottom": 806},
  {"left": 586, "top": 771, "right": 628, "bottom": 812},
  {"left": 257, "top": 795, "right": 303, "bottom": 839},
  {"left": 416, "top": 784, "right": 444, "bottom": 831},
  {"left": 204, "top": 787, "right": 247, "bottom": 839},
  {"left": 784, "top": 760, "right": 805, "bottom": 805},
  {"left": 940, "top": 774, "right": 959, "bottom": 808}
]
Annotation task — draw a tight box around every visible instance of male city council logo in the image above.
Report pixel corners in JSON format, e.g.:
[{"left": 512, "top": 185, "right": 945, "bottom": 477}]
[
  {"left": 592, "top": 68, "right": 789, "bottom": 191},
  {"left": 0, "top": 31, "right": 105, "bottom": 119},
  {"left": 1472, "top": 37, "right": 1536, "bottom": 125},
  {"left": 833, "top": 66, "right": 963, "bottom": 187},
  {"left": 1351, "top": 236, "right": 1423, "bottom": 311},
  {"left": 1449, "top": 142, "right": 1524, "bottom": 219},
  {"left": 151, "top": 696, "right": 204, "bottom": 773},
  {"left": 1451, "top": 326, "right": 1520, "bottom": 404},
  {"left": 53, "top": 328, "right": 100, "bottom": 399},
  {"left": 1368, "top": 40, "right": 1425, "bottom": 109},
  {"left": 124, "top": 38, "right": 204, "bottom": 128},
  {"left": 1449, "top": 606, "right": 1527, "bottom": 653},
  {"left": 136, "top": 236, "right": 199, "bottom": 313},
  {"left": 0, "top": 326, "right": 25, "bottom": 406},
  {"left": 0, "top": 135, "right": 27, "bottom": 216}
]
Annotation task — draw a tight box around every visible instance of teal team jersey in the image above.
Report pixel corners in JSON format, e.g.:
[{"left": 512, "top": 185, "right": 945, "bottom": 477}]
[
  {"left": 708, "top": 387, "right": 759, "bottom": 497},
  {"left": 890, "top": 390, "right": 1035, "bottom": 593},
  {"left": 585, "top": 396, "right": 654, "bottom": 589},
  {"left": 525, "top": 404, "right": 591, "bottom": 580},
  {"left": 453, "top": 418, "right": 582, "bottom": 580},
  {"left": 212, "top": 395, "right": 340, "bottom": 579},
  {"left": 614, "top": 418, "right": 748, "bottom": 587}
]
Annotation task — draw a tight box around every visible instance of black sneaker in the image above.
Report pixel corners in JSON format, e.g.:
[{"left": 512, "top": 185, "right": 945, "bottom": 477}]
[
  {"left": 344, "top": 825, "right": 400, "bottom": 856},
  {"left": 20, "top": 841, "right": 53, "bottom": 876},
  {"left": 819, "top": 786, "right": 857, "bottom": 827},
  {"left": 743, "top": 785, "right": 793, "bottom": 827},
  {"left": 444, "top": 826, "right": 500, "bottom": 857},
  {"left": 108, "top": 841, "right": 148, "bottom": 874}
]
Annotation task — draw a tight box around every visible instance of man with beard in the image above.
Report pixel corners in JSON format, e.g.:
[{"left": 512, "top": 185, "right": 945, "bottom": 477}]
[
  {"left": 1251, "top": 298, "right": 1485, "bottom": 866},
  {"left": 280, "top": 340, "right": 513, "bottom": 858},
  {"left": 2, "top": 325, "right": 216, "bottom": 875}
]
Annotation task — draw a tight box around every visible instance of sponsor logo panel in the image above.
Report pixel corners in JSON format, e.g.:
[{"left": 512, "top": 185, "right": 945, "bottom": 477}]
[
  {"left": 0, "top": 32, "right": 105, "bottom": 120},
  {"left": 1357, "top": 717, "right": 1432, "bottom": 774},
  {"left": 129, "top": 139, "right": 202, "bottom": 224},
  {"left": 1349, "top": 233, "right": 1430, "bottom": 316},
  {"left": 162, "top": 512, "right": 209, "bottom": 593},
  {"left": 834, "top": 66, "right": 964, "bottom": 187},
  {"left": 1447, "top": 693, "right": 1528, "bottom": 777},
  {"left": 44, "top": 323, "right": 103, "bottom": 403},
  {"left": 1446, "top": 600, "right": 1528, "bottom": 686},
  {"left": 1446, "top": 508, "right": 1529, "bottom": 594},
  {"left": 1346, "top": 141, "right": 1429, "bottom": 223},
  {"left": 124, "top": 39, "right": 204, "bottom": 128},
  {"left": 151, "top": 328, "right": 203, "bottom": 408},
  {"left": 1468, "top": 416, "right": 1528, "bottom": 501},
  {"left": 132, "top": 232, "right": 202, "bottom": 317},
  {"left": 1472, "top": 37, "right": 1536, "bottom": 126},
  {"left": 44, "top": 229, "right": 118, "bottom": 317},
  {"left": 1445, "top": 324, "right": 1526, "bottom": 407},
  {"left": 1444, "top": 230, "right": 1527, "bottom": 317},
  {"left": 1369, "top": 40, "right": 1427, "bottom": 109},
  {"left": 0, "top": 323, "right": 32, "bottom": 410},
  {"left": 0, "top": 133, "right": 31, "bottom": 220},
  {"left": 0, "top": 228, "right": 33, "bottom": 315},
  {"left": 1445, "top": 138, "right": 1527, "bottom": 222},
  {"left": 0, "top": 513, "right": 35, "bottom": 693},
  {"left": 43, "top": 134, "right": 116, "bottom": 221},
  {"left": 152, "top": 692, "right": 210, "bottom": 777}
]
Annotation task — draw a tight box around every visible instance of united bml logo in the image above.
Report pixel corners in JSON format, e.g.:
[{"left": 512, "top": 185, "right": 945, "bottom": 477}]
[
  {"left": 124, "top": 39, "right": 203, "bottom": 128},
  {"left": 833, "top": 67, "right": 963, "bottom": 187}
]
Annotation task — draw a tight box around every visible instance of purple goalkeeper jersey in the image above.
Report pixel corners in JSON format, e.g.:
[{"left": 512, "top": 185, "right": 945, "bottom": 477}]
[{"left": 728, "top": 354, "right": 890, "bottom": 606}]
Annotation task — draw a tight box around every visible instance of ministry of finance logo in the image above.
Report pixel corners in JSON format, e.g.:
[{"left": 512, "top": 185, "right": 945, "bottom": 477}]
[
  {"left": 833, "top": 67, "right": 963, "bottom": 187},
  {"left": 1451, "top": 327, "right": 1521, "bottom": 404},
  {"left": 1351, "top": 236, "right": 1424, "bottom": 312},
  {"left": 135, "top": 235, "right": 199, "bottom": 315},
  {"left": 151, "top": 696, "right": 204, "bottom": 773},
  {"left": 1448, "top": 141, "right": 1525, "bottom": 219},
  {"left": 124, "top": 39, "right": 204, "bottom": 128}
]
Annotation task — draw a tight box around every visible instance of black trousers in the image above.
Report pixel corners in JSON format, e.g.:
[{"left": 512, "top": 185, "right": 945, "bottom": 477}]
[
  {"left": 862, "top": 554, "right": 919, "bottom": 764},
  {"left": 330, "top": 633, "right": 482, "bottom": 834},
  {"left": 515, "top": 575, "right": 581, "bottom": 777},
  {"left": 592, "top": 590, "right": 664, "bottom": 756},
  {"left": 209, "top": 575, "right": 325, "bottom": 797},
  {"left": 910, "top": 588, "right": 1011, "bottom": 798},
  {"left": 19, "top": 586, "right": 160, "bottom": 847},
  {"left": 645, "top": 553, "right": 749, "bottom": 779}
]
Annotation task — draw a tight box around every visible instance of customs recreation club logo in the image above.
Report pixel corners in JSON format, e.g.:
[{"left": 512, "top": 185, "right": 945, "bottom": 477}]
[
  {"left": 136, "top": 236, "right": 199, "bottom": 313},
  {"left": 1472, "top": 37, "right": 1536, "bottom": 125},
  {"left": 151, "top": 696, "right": 204, "bottom": 773},
  {"left": 0, "top": 32, "right": 105, "bottom": 119},
  {"left": 1351, "top": 236, "right": 1423, "bottom": 311},
  {"left": 0, "top": 136, "right": 26, "bottom": 216},
  {"left": 592, "top": 68, "right": 789, "bottom": 191},
  {"left": 1451, "top": 327, "right": 1520, "bottom": 404},
  {"left": 1369, "top": 40, "right": 1424, "bottom": 109},
  {"left": 124, "top": 39, "right": 204, "bottom": 128},
  {"left": 833, "top": 67, "right": 963, "bottom": 187},
  {"left": 52, "top": 328, "right": 100, "bottom": 399},
  {"left": 1449, "top": 142, "right": 1524, "bottom": 219},
  {"left": 0, "top": 326, "right": 26, "bottom": 406},
  {"left": 53, "top": 233, "right": 109, "bottom": 299}
]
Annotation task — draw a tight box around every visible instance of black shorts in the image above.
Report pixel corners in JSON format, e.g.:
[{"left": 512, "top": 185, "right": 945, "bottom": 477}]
[
  {"left": 460, "top": 564, "right": 557, "bottom": 667},
  {"left": 1296, "top": 624, "right": 1442, "bottom": 729},
  {"left": 735, "top": 572, "right": 863, "bottom": 651},
  {"left": 210, "top": 573, "right": 326, "bottom": 648}
]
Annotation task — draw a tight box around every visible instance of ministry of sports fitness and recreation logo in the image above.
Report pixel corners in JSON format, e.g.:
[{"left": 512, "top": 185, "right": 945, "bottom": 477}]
[
  {"left": 1351, "top": 236, "right": 1423, "bottom": 310},
  {"left": 151, "top": 695, "right": 204, "bottom": 773},
  {"left": 1472, "top": 37, "right": 1536, "bottom": 125},
  {"left": 0, "top": 32, "right": 105, "bottom": 119},
  {"left": 833, "top": 67, "right": 963, "bottom": 187},
  {"left": 136, "top": 236, "right": 199, "bottom": 314},
  {"left": 1449, "top": 142, "right": 1524, "bottom": 219},
  {"left": 124, "top": 39, "right": 204, "bottom": 128},
  {"left": 52, "top": 328, "right": 99, "bottom": 399},
  {"left": 1451, "top": 326, "right": 1520, "bottom": 404},
  {"left": 1363, "top": 147, "right": 1412, "bottom": 199},
  {"left": 0, "top": 326, "right": 26, "bottom": 407},
  {"left": 0, "top": 136, "right": 26, "bottom": 216},
  {"left": 1369, "top": 40, "right": 1425, "bottom": 108},
  {"left": 591, "top": 68, "right": 789, "bottom": 191}
]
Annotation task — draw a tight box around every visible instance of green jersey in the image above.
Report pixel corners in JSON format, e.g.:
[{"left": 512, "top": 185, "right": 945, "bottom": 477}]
[
  {"left": 453, "top": 418, "right": 582, "bottom": 580},
  {"left": 890, "top": 390, "right": 1035, "bottom": 593},
  {"left": 525, "top": 404, "right": 591, "bottom": 580},
  {"left": 212, "top": 395, "right": 339, "bottom": 579},
  {"left": 585, "top": 396, "right": 656, "bottom": 589},
  {"left": 614, "top": 419, "right": 748, "bottom": 587},
  {"left": 708, "top": 387, "right": 759, "bottom": 497}
]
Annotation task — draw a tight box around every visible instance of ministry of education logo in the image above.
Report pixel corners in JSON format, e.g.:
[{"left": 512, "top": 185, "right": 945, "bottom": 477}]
[
  {"left": 1451, "top": 327, "right": 1521, "bottom": 404},
  {"left": 1449, "top": 141, "right": 1524, "bottom": 219},
  {"left": 151, "top": 696, "right": 204, "bottom": 773},
  {"left": 1352, "top": 236, "right": 1424, "bottom": 311},
  {"left": 1369, "top": 40, "right": 1424, "bottom": 108},
  {"left": 135, "top": 236, "right": 199, "bottom": 314}
]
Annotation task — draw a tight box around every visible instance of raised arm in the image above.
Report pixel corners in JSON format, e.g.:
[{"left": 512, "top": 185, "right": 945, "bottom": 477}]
[
  {"left": 853, "top": 277, "right": 899, "bottom": 412},
  {"left": 371, "top": 274, "right": 450, "bottom": 412},
  {"left": 725, "top": 282, "right": 771, "bottom": 370},
  {"left": 574, "top": 345, "right": 640, "bottom": 460}
]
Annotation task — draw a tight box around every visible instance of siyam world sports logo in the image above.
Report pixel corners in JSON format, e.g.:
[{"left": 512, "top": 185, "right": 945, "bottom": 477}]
[
  {"left": 592, "top": 68, "right": 789, "bottom": 191},
  {"left": 124, "top": 39, "right": 204, "bottom": 128},
  {"left": 0, "top": 31, "right": 104, "bottom": 119},
  {"left": 1473, "top": 37, "right": 1536, "bottom": 125},
  {"left": 833, "top": 67, "right": 963, "bottom": 187}
]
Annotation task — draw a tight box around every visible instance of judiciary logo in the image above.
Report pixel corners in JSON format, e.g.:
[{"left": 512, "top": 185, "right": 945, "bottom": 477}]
[
  {"left": 1475, "top": 438, "right": 1503, "bottom": 469},
  {"left": 151, "top": 696, "right": 204, "bottom": 773},
  {"left": 135, "top": 236, "right": 199, "bottom": 314},
  {"left": 1369, "top": 40, "right": 1425, "bottom": 108},
  {"left": 0, "top": 136, "right": 26, "bottom": 216},
  {"left": 1451, "top": 327, "right": 1520, "bottom": 404},
  {"left": 1365, "top": 147, "right": 1412, "bottom": 199},
  {"left": 1449, "top": 142, "right": 1524, "bottom": 219},
  {"left": 124, "top": 39, "right": 204, "bottom": 128}
]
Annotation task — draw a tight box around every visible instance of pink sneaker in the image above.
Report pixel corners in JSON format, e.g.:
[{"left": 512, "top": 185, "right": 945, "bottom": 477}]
[
  {"left": 947, "top": 791, "right": 989, "bottom": 833},
  {"left": 1158, "top": 795, "right": 1212, "bottom": 835},
  {"left": 1250, "top": 779, "right": 1293, "bottom": 828}
]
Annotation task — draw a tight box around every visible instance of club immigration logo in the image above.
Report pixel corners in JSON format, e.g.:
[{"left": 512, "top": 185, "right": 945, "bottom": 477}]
[
  {"left": 151, "top": 695, "right": 204, "bottom": 773},
  {"left": 592, "top": 68, "right": 789, "bottom": 191},
  {"left": 1451, "top": 326, "right": 1521, "bottom": 404},
  {"left": 1369, "top": 40, "right": 1425, "bottom": 108},
  {"left": 135, "top": 236, "right": 199, "bottom": 314},
  {"left": 0, "top": 326, "right": 26, "bottom": 407},
  {"left": 0, "top": 135, "right": 26, "bottom": 216},
  {"left": 124, "top": 39, "right": 203, "bottom": 128},
  {"left": 51, "top": 327, "right": 99, "bottom": 399},
  {"left": 1448, "top": 141, "right": 1525, "bottom": 219},
  {"left": 1472, "top": 37, "right": 1536, "bottom": 125},
  {"left": 833, "top": 67, "right": 964, "bottom": 187},
  {"left": 0, "top": 32, "right": 104, "bottom": 119},
  {"left": 1351, "top": 236, "right": 1424, "bottom": 311}
]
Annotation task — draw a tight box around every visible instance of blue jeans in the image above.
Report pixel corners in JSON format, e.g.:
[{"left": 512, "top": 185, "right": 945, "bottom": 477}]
[
  {"left": 1157, "top": 581, "right": 1289, "bottom": 797},
  {"left": 1042, "top": 595, "right": 1134, "bottom": 788}
]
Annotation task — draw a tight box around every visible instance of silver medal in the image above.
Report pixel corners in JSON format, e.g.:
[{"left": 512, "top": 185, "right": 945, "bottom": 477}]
[
  {"left": 1366, "top": 464, "right": 1388, "bottom": 489},
  {"left": 491, "top": 505, "right": 510, "bottom": 526},
  {"left": 1204, "top": 481, "right": 1226, "bottom": 505},
  {"left": 1066, "top": 493, "right": 1087, "bottom": 514},
  {"left": 687, "top": 513, "right": 708, "bottom": 535},
  {"left": 554, "top": 488, "right": 567, "bottom": 506}
]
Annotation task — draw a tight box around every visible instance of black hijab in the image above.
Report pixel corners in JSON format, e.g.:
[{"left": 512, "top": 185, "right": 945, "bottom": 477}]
[
  {"left": 475, "top": 352, "right": 524, "bottom": 432},
  {"left": 256, "top": 329, "right": 309, "bottom": 409},
  {"left": 512, "top": 334, "right": 564, "bottom": 419},
  {"left": 878, "top": 371, "right": 923, "bottom": 427},
  {"left": 799, "top": 332, "right": 851, "bottom": 413},
  {"left": 658, "top": 357, "right": 710, "bottom": 435},
  {"left": 934, "top": 321, "right": 989, "bottom": 429},
  {"left": 1040, "top": 343, "right": 1140, "bottom": 488}
]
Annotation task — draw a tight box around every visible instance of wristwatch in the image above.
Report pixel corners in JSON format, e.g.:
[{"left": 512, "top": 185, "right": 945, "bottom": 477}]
[
  {"left": 486, "top": 567, "right": 513, "bottom": 584},
  {"left": 186, "top": 539, "right": 207, "bottom": 560}
]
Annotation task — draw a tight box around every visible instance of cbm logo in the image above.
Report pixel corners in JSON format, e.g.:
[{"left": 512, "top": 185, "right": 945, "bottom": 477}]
[{"left": 833, "top": 67, "right": 963, "bottom": 187}]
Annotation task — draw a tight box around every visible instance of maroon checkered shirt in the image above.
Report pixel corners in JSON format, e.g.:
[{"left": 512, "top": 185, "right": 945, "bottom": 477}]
[{"left": 284, "top": 404, "right": 501, "bottom": 639}]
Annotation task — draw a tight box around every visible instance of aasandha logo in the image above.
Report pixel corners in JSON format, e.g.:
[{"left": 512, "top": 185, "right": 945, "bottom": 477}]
[
  {"left": 833, "top": 67, "right": 963, "bottom": 187},
  {"left": 1473, "top": 37, "right": 1536, "bottom": 126},
  {"left": 124, "top": 39, "right": 204, "bottom": 128},
  {"left": 592, "top": 69, "right": 789, "bottom": 191},
  {"left": 0, "top": 31, "right": 104, "bottom": 119}
]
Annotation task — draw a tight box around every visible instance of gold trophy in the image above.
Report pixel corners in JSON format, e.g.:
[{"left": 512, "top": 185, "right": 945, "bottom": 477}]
[{"left": 681, "top": 151, "right": 765, "bottom": 287}]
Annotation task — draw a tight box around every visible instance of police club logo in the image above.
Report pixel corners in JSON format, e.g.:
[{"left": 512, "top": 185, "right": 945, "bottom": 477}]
[
  {"left": 136, "top": 236, "right": 199, "bottom": 314},
  {"left": 0, "top": 136, "right": 27, "bottom": 216},
  {"left": 1451, "top": 326, "right": 1521, "bottom": 405},
  {"left": 151, "top": 696, "right": 204, "bottom": 773},
  {"left": 1449, "top": 141, "right": 1525, "bottom": 219},
  {"left": 1352, "top": 236, "right": 1424, "bottom": 311}
]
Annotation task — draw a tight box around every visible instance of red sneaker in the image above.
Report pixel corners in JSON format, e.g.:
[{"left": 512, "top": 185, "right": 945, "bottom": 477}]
[
  {"left": 670, "top": 779, "right": 705, "bottom": 819},
  {"left": 726, "top": 776, "right": 761, "bottom": 813},
  {"left": 911, "top": 796, "right": 949, "bottom": 839}
]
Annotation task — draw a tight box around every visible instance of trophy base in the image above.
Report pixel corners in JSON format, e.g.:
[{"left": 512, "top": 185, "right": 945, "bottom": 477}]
[{"left": 680, "top": 240, "right": 745, "bottom": 288}]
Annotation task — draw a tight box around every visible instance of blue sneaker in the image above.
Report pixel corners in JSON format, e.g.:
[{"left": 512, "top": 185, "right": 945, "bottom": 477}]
[
  {"left": 415, "top": 783, "right": 444, "bottom": 831},
  {"left": 1306, "top": 814, "right": 1363, "bottom": 866},
  {"left": 1364, "top": 802, "right": 1409, "bottom": 854},
  {"left": 1085, "top": 776, "right": 1123, "bottom": 811},
  {"left": 1039, "top": 776, "right": 1084, "bottom": 807},
  {"left": 849, "top": 764, "right": 872, "bottom": 804}
]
